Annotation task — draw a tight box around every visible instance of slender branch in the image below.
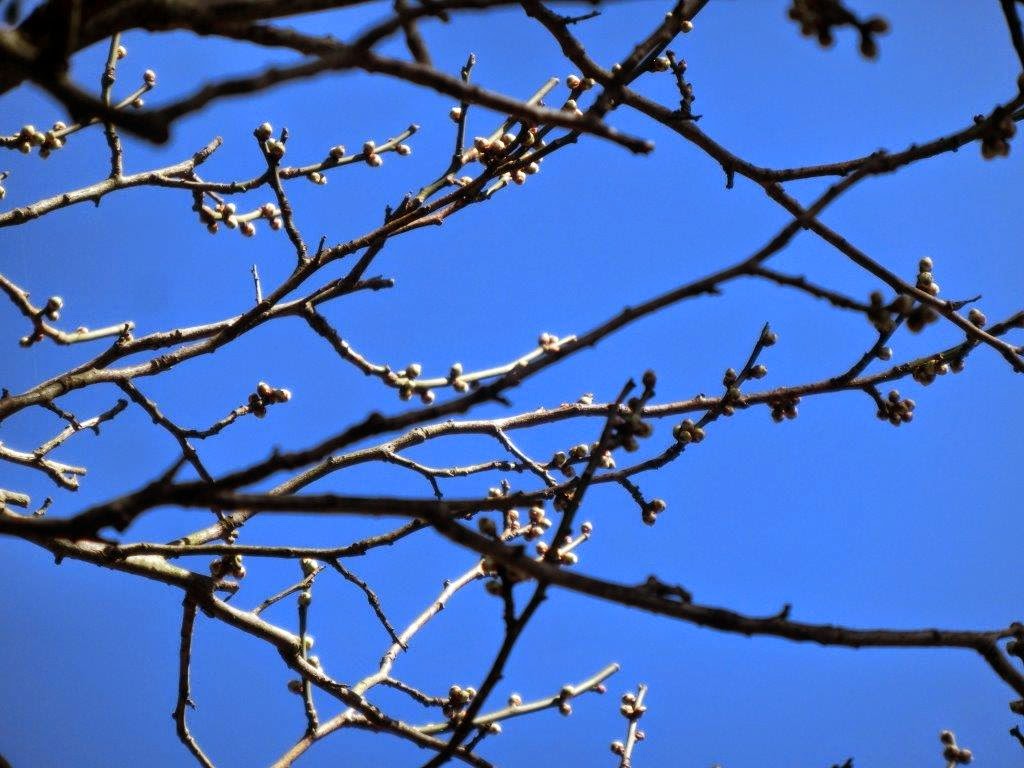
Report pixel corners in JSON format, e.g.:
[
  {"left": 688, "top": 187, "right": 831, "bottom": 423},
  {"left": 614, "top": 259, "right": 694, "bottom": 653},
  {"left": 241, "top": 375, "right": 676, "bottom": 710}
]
[
  {"left": 328, "top": 559, "right": 405, "bottom": 648},
  {"left": 173, "top": 596, "right": 215, "bottom": 768}
]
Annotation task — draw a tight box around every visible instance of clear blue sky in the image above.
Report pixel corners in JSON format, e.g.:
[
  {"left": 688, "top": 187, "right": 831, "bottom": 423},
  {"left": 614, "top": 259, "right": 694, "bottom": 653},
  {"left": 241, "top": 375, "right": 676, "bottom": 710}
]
[{"left": 2, "top": 1, "right": 1023, "bottom": 766}]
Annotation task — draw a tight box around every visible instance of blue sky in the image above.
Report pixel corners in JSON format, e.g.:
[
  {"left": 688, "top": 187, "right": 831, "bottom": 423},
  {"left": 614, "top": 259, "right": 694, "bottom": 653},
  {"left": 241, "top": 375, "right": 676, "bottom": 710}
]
[{"left": 1, "top": 1, "right": 1023, "bottom": 766}]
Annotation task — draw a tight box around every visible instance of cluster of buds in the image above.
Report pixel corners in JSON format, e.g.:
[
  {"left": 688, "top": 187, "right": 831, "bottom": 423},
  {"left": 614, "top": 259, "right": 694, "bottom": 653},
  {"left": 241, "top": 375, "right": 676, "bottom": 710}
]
[
  {"left": 939, "top": 730, "right": 973, "bottom": 764},
  {"left": 876, "top": 389, "right": 915, "bottom": 426},
  {"left": 392, "top": 362, "right": 436, "bottom": 404},
  {"left": 361, "top": 140, "right": 385, "bottom": 167},
  {"left": 915, "top": 256, "right": 940, "bottom": 297},
  {"left": 18, "top": 295, "right": 63, "bottom": 346},
  {"left": 443, "top": 684, "right": 476, "bottom": 722},
  {"left": 769, "top": 394, "right": 801, "bottom": 422},
  {"left": 248, "top": 380, "right": 292, "bottom": 418},
  {"left": 509, "top": 159, "right": 541, "bottom": 186},
  {"left": 466, "top": 129, "right": 543, "bottom": 185},
  {"left": 719, "top": 366, "right": 753, "bottom": 417},
  {"left": 483, "top": 567, "right": 524, "bottom": 595},
  {"left": 977, "top": 106, "right": 1016, "bottom": 159},
  {"left": 606, "top": 370, "right": 658, "bottom": 452},
  {"left": 200, "top": 201, "right": 281, "bottom": 236},
  {"left": 256, "top": 122, "right": 286, "bottom": 160},
  {"left": 565, "top": 73, "right": 595, "bottom": 92},
  {"left": 867, "top": 290, "right": 908, "bottom": 333},
  {"left": 561, "top": 98, "right": 583, "bottom": 118},
  {"left": 502, "top": 506, "right": 521, "bottom": 536},
  {"left": 209, "top": 553, "right": 245, "bottom": 579},
  {"left": 641, "top": 498, "right": 666, "bottom": 526},
  {"left": 554, "top": 684, "right": 577, "bottom": 716},
  {"left": 536, "top": 524, "right": 590, "bottom": 563},
  {"left": 447, "top": 362, "right": 472, "bottom": 393},
  {"left": 619, "top": 690, "right": 646, "bottom": 721},
  {"left": 787, "top": 0, "right": 888, "bottom": 58},
  {"left": 912, "top": 357, "right": 955, "bottom": 385},
  {"left": 9, "top": 123, "right": 66, "bottom": 156},
  {"left": 906, "top": 303, "right": 938, "bottom": 334},
  {"left": 259, "top": 202, "right": 283, "bottom": 230},
  {"left": 472, "top": 131, "right": 523, "bottom": 166},
  {"left": 672, "top": 418, "right": 706, "bottom": 444},
  {"left": 549, "top": 445, "right": 585, "bottom": 478},
  {"left": 522, "top": 504, "right": 553, "bottom": 541},
  {"left": 610, "top": 688, "right": 648, "bottom": 755},
  {"left": 538, "top": 332, "right": 562, "bottom": 353},
  {"left": 41, "top": 295, "right": 63, "bottom": 321}
]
